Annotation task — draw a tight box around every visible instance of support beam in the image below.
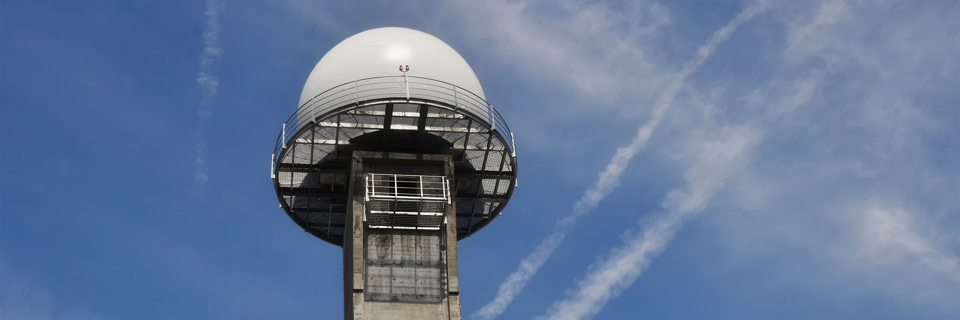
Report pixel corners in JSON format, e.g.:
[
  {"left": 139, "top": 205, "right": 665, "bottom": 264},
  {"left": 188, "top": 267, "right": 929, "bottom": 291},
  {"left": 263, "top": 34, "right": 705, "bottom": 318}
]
[
  {"left": 382, "top": 103, "right": 394, "bottom": 150},
  {"left": 343, "top": 151, "right": 461, "bottom": 320}
]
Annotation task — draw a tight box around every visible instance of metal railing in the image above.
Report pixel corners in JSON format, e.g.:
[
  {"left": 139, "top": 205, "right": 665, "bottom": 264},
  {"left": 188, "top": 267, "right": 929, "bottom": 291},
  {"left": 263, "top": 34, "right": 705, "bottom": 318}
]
[
  {"left": 271, "top": 76, "right": 515, "bottom": 171},
  {"left": 364, "top": 173, "right": 450, "bottom": 230},
  {"left": 365, "top": 174, "right": 450, "bottom": 204}
]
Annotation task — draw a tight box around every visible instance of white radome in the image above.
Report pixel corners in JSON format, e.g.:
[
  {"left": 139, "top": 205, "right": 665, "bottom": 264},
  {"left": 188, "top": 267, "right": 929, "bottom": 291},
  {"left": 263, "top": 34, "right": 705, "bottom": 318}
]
[{"left": 299, "top": 27, "right": 486, "bottom": 108}]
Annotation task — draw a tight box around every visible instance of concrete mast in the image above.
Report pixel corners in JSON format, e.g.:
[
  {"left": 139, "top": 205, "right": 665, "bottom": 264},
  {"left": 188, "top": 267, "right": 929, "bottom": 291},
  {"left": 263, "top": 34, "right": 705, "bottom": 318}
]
[{"left": 270, "top": 27, "right": 518, "bottom": 320}]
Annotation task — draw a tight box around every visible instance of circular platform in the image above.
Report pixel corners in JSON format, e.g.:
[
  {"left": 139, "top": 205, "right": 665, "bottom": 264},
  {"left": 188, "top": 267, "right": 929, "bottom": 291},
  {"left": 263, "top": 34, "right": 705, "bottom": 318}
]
[{"left": 272, "top": 28, "right": 517, "bottom": 246}]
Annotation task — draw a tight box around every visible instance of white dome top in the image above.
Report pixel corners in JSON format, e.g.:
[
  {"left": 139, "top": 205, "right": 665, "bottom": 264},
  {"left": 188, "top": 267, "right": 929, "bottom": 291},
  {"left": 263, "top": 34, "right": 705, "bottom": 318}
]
[{"left": 299, "top": 27, "right": 486, "bottom": 107}]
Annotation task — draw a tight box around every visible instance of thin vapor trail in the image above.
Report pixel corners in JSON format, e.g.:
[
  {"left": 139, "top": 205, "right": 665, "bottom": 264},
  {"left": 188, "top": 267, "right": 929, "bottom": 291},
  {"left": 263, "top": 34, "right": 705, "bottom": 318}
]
[
  {"left": 539, "top": 126, "right": 762, "bottom": 320},
  {"left": 471, "top": 3, "right": 766, "bottom": 319},
  {"left": 195, "top": 0, "right": 222, "bottom": 185}
]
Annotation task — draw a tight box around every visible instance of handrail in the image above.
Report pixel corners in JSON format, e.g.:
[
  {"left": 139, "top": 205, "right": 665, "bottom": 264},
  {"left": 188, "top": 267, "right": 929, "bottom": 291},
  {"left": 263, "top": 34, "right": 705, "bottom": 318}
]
[
  {"left": 366, "top": 173, "right": 450, "bottom": 203},
  {"left": 271, "top": 76, "right": 515, "bottom": 169}
]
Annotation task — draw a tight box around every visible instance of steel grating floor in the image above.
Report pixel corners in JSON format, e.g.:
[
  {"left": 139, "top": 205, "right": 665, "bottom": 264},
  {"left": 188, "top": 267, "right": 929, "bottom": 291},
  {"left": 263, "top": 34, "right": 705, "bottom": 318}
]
[{"left": 274, "top": 101, "right": 516, "bottom": 245}]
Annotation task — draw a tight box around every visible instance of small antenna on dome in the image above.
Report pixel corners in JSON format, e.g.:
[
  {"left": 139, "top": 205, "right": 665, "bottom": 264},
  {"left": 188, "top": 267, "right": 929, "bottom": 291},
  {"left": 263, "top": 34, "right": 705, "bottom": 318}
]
[
  {"left": 270, "top": 29, "right": 518, "bottom": 318},
  {"left": 400, "top": 65, "right": 410, "bottom": 99}
]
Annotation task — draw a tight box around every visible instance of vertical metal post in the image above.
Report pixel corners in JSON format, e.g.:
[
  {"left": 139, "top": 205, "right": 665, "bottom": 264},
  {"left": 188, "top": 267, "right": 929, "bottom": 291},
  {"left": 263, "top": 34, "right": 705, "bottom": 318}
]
[
  {"left": 487, "top": 104, "right": 496, "bottom": 132},
  {"left": 416, "top": 199, "right": 422, "bottom": 230},
  {"left": 511, "top": 133, "right": 518, "bottom": 188},
  {"left": 309, "top": 127, "right": 316, "bottom": 165},
  {"left": 453, "top": 84, "right": 458, "bottom": 111},
  {"left": 510, "top": 132, "right": 517, "bottom": 158},
  {"left": 270, "top": 154, "right": 276, "bottom": 179},
  {"left": 326, "top": 205, "right": 333, "bottom": 235},
  {"left": 404, "top": 73, "right": 410, "bottom": 100},
  {"left": 334, "top": 113, "right": 341, "bottom": 156},
  {"left": 282, "top": 123, "right": 287, "bottom": 149},
  {"left": 399, "top": 65, "right": 411, "bottom": 100},
  {"left": 445, "top": 178, "right": 451, "bottom": 204},
  {"left": 288, "top": 149, "right": 294, "bottom": 187}
]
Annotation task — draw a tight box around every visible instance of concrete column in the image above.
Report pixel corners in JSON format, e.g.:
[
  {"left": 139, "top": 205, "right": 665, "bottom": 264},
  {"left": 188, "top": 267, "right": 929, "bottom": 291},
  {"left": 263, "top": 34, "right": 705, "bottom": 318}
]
[
  {"left": 444, "top": 157, "right": 461, "bottom": 320},
  {"left": 344, "top": 151, "right": 461, "bottom": 320},
  {"left": 346, "top": 153, "right": 366, "bottom": 320}
]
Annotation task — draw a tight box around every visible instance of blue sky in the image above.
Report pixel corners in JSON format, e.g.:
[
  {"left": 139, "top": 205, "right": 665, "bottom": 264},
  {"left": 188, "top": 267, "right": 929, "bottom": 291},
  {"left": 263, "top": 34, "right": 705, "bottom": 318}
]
[{"left": 2, "top": 0, "right": 958, "bottom": 319}]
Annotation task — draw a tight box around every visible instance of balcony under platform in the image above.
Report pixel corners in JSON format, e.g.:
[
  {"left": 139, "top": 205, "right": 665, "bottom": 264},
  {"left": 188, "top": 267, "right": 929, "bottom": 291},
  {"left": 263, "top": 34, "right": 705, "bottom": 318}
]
[{"left": 272, "top": 77, "right": 517, "bottom": 246}]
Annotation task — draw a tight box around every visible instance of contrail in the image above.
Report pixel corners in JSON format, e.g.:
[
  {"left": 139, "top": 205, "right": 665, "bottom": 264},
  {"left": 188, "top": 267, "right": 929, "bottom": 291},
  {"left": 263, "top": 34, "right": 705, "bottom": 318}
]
[
  {"left": 471, "top": 3, "right": 766, "bottom": 319},
  {"left": 538, "top": 126, "right": 762, "bottom": 320},
  {"left": 195, "top": 0, "right": 222, "bottom": 185}
]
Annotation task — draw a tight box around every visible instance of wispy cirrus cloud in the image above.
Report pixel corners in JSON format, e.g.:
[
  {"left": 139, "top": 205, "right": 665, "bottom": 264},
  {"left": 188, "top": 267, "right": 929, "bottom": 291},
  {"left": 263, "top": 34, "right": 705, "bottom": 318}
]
[
  {"left": 539, "top": 124, "right": 761, "bottom": 320},
  {"left": 471, "top": 3, "right": 766, "bottom": 319},
  {"left": 849, "top": 200, "right": 960, "bottom": 283},
  {"left": 704, "top": 0, "right": 959, "bottom": 315},
  {"left": 446, "top": 0, "right": 671, "bottom": 100},
  {"left": 491, "top": 0, "right": 958, "bottom": 316},
  {"left": 195, "top": 0, "right": 222, "bottom": 186}
]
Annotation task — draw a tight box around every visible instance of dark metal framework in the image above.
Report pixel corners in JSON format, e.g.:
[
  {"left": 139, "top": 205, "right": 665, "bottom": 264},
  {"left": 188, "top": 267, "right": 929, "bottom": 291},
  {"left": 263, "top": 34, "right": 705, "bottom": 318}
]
[{"left": 272, "top": 76, "right": 517, "bottom": 246}]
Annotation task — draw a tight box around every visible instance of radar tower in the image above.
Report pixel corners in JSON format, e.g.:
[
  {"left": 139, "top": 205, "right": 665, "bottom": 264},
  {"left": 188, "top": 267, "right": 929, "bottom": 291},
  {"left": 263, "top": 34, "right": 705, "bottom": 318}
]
[{"left": 270, "top": 27, "right": 518, "bottom": 319}]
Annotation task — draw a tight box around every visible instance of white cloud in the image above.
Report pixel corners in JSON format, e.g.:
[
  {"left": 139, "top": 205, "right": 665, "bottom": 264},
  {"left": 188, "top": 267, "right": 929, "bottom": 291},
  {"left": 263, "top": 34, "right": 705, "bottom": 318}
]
[
  {"left": 471, "top": 3, "right": 766, "bottom": 319},
  {"left": 704, "top": 0, "right": 959, "bottom": 315},
  {"left": 446, "top": 0, "right": 671, "bottom": 99},
  {"left": 196, "top": 0, "right": 223, "bottom": 110},
  {"left": 538, "top": 125, "right": 762, "bottom": 320},
  {"left": 784, "top": 0, "right": 853, "bottom": 64},
  {"left": 849, "top": 200, "right": 960, "bottom": 282},
  {"left": 195, "top": 0, "right": 222, "bottom": 186},
  {"left": 532, "top": 0, "right": 959, "bottom": 316}
]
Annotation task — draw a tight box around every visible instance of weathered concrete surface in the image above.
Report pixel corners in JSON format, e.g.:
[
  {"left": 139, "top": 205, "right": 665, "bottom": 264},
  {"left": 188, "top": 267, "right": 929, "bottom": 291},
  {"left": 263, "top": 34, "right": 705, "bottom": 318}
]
[
  {"left": 365, "top": 230, "right": 443, "bottom": 302},
  {"left": 344, "top": 152, "right": 461, "bottom": 320}
]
